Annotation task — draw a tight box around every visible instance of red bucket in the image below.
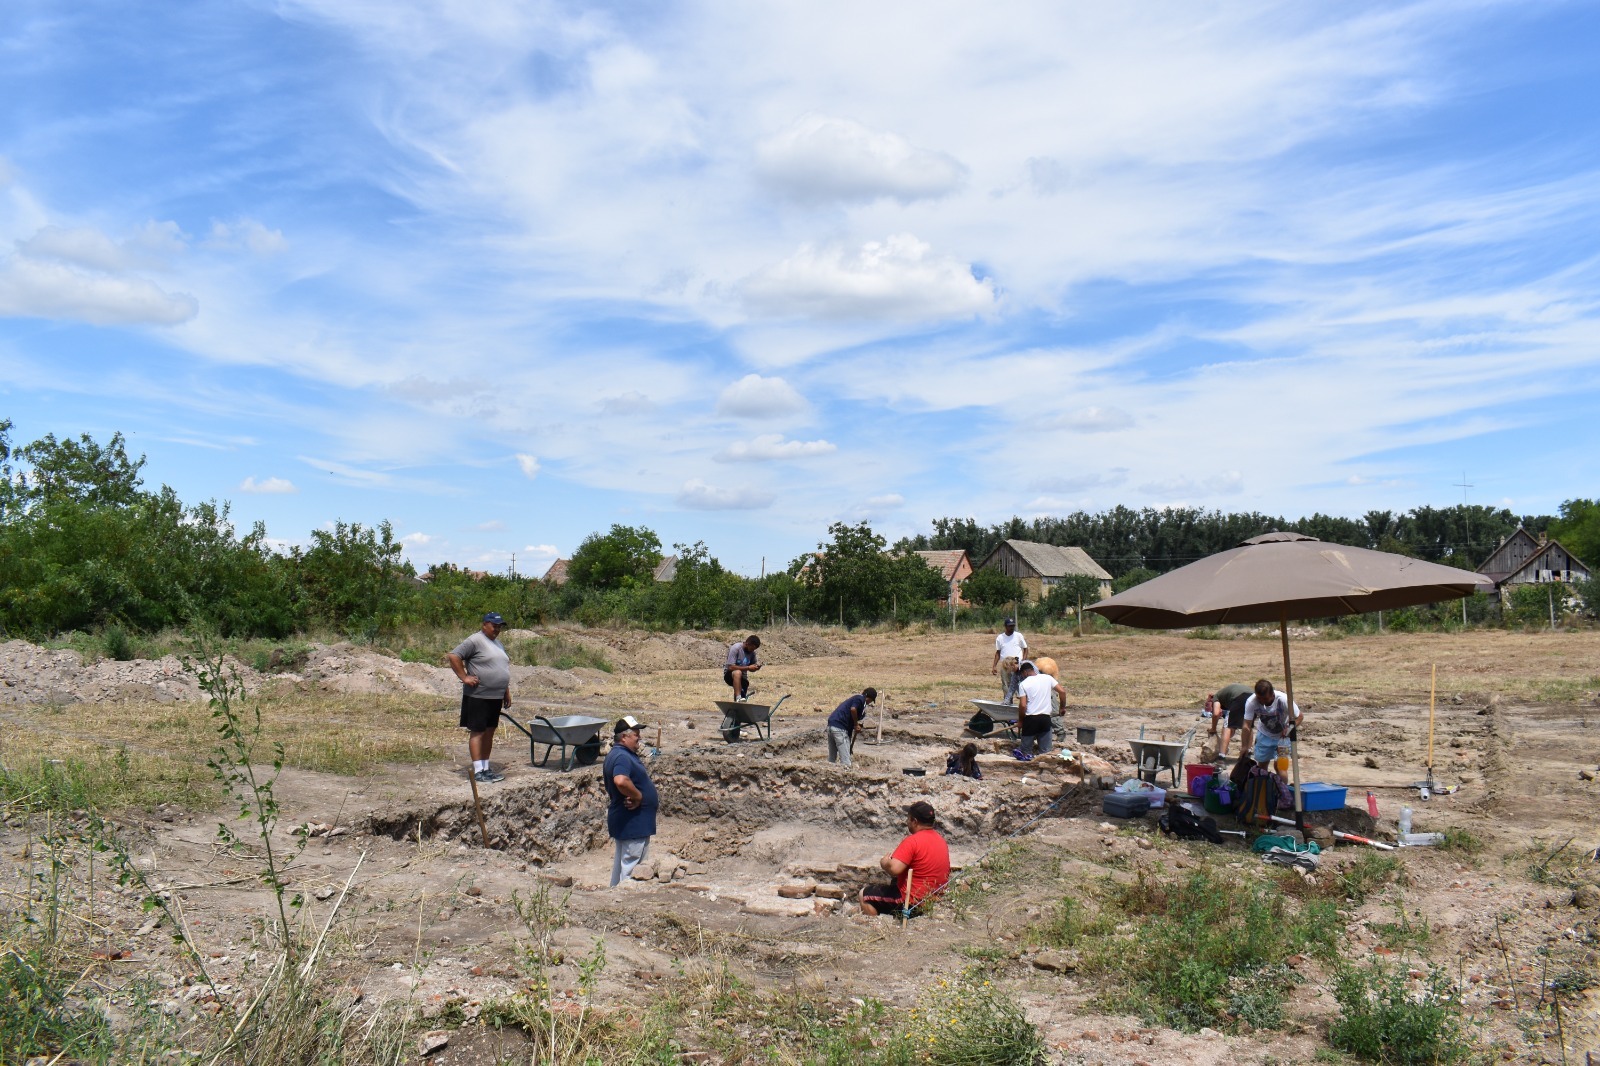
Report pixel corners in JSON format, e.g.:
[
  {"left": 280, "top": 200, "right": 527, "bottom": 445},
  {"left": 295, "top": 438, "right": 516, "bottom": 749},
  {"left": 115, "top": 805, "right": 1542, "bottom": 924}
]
[{"left": 1185, "top": 763, "right": 1218, "bottom": 797}]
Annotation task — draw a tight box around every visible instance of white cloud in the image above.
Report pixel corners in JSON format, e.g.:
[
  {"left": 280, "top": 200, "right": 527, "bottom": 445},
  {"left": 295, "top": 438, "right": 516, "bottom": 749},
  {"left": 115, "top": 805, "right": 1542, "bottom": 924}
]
[
  {"left": 1051, "top": 406, "right": 1136, "bottom": 433},
  {"left": 676, "top": 479, "right": 775, "bottom": 510},
  {"left": 1138, "top": 471, "right": 1245, "bottom": 496},
  {"left": 1029, "top": 470, "right": 1130, "bottom": 494},
  {"left": 400, "top": 531, "right": 434, "bottom": 545},
  {"left": 715, "top": 433, "right": 836, "bottom": 462},
  {"left": 0, "top": 255, "right": 198, "bottom": 326},
  {"left": 849, "top": 492, "right": 905, "bottom": 519},
  {"left": 207, "top": 218, "right": 287, "bottom": 255},
  {"left": 522, "top": 543, "right": 559, "bottom": 558},
  {"left": 474, "top": 519, "right": 506, "bottom": 531},
  {"left": 741, "top": 235, "right": 995, "bottom": 322},
  {"left": 715, "top": 374, "right": 808, "bottom": 418},
  {"left": 238, "top": 475, "right": 298, "bottom": 494},
  {"left": 597, "top": 391, "right": 654, "bottom": 414},
  {"left": 755, "top": 114, "right": 966, "bottom": 204},
  {"left": 515, "top": 454, "right": 540, "bottom": 479},
  {"left": 18, "top": 220, "right": 187, "bottom": 271}
]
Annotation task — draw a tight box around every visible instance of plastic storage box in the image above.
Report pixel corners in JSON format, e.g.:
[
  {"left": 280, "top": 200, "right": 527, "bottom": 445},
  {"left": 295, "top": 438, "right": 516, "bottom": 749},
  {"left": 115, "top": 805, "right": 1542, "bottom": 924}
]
[
  {"left": 1297, "top": 782, "right": 1348, "bottom": 812},
  {"left": 1102, "top": 793, "right": 1151, "bottom": 818}
]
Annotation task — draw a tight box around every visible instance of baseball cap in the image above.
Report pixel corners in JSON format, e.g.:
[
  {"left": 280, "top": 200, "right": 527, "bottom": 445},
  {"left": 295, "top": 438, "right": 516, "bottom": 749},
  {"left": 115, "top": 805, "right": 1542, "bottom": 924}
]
[
  {"left": 614, "top": 715, "right": 645, "bottom": 736},
  {"left": 906, "top": 801, "right": 938, "bottom": 825},
  {"left": 482, "top": 612, "right": 505, "bottom": 626},
  {"left": 1004, "top": 617, "right": 1015, "bottom": 625}
]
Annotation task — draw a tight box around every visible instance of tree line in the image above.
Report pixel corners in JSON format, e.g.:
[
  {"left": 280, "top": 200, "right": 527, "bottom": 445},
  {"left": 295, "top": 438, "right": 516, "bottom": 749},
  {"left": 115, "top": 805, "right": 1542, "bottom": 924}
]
[{"left": 2, "top": 420, "right": 1595, "bottom": 641}]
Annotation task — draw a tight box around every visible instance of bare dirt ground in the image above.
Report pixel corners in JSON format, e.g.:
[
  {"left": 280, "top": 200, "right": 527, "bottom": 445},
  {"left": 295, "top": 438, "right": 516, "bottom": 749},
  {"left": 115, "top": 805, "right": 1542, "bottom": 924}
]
[{"left": 3, "top": 625, "right": 1599, "bottom": 1064}]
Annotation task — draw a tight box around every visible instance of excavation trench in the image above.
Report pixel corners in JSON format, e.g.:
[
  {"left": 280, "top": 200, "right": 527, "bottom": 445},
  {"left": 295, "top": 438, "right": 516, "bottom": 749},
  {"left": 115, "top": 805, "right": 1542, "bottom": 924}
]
[{"left": 365, "top": 752, "right": 1092, "bottom": 865}]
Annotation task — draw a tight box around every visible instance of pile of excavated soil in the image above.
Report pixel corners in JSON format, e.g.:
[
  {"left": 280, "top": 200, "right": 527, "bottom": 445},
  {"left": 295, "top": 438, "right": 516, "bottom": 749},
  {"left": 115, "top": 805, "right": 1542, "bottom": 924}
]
[
  {"left": 0, "top": 639, "right": 601, "bottom": 705},
  {"left": 541, "top": 627, "right": 843, "bottom": 673}
]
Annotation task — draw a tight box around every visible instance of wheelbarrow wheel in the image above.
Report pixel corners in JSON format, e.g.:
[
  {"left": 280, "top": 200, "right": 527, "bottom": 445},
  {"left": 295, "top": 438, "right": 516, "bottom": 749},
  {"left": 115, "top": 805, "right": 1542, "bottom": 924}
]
[{"left": 720, "top": 716, "right": 741, "bottom": 743}]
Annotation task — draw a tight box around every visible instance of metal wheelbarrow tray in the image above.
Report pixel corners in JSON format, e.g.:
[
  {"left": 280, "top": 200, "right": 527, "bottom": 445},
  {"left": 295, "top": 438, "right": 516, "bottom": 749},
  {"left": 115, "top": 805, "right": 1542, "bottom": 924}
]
[
  {"left": 714, "top": 694, "right": 788, "bottom": 742},
  {"left": 967, "top": 699, "right": 1020, "bottom": 740},
  {"left": 1127, "top": 725, "right": 1199, "bottom": 787},
  {"left": 503, "top": 712, "right": 607, "bottom": 770}
]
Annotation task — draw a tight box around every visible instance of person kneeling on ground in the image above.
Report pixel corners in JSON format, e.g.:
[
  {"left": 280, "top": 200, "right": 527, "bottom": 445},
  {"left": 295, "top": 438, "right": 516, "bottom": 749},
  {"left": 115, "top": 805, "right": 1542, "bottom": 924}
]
[
  {"left": 723, "top": 634, "right": 761, "bottom": 702},
  {"left": 860, "top": 801, "right": 951, "bottom": 917},
  {"left": 945, "top": 742, "right": 982, "bottom": 780},
  {"left": 1013, "top": 660, "right": 1066, "bottom": 761},
  {"left": 826, "top": 687, "right": 876, "bottom": 768}
]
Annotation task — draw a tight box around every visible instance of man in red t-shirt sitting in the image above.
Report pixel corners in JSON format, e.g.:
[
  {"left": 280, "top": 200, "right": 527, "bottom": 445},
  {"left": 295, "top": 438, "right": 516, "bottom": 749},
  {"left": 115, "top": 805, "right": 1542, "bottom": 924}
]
[{"left": 860, "top": 801, "right": 951, "bottom": 916}]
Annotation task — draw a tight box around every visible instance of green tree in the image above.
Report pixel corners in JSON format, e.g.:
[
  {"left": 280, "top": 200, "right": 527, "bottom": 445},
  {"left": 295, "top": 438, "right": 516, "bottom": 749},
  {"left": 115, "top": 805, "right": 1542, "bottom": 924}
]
[
  {"left": 1041, "top": 573, "right": 1104, "bottom": 617},
  {"left": 961, "top": 566, "right": 1024, "bottom": 609},
  {"left": 801, "top": 521, "right": 944, "bottom": 625},
  {"left": 659, "top": 541, "right": 730, "bottom": 628},
  {"left": 291, "top": 520, "right": 407, "bottom": 632},
  {"left": 566, "top": 524, "right": 662, "bottom": 590},
  {"left": 1112, "top": 567, "right": 1157, "bottom": 594},
  {"left": 13, "top": 429, "right": 146, "bottom": 510},
  {"left": 1548, "top": 498, "right": 1600, "bottom": 570}
]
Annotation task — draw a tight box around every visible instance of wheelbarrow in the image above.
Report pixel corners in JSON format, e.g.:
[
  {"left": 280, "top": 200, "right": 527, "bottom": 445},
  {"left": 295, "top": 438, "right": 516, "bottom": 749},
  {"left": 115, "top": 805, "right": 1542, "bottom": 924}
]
[
  {"left": 1127, "top": 725, "right": 1199, "bottom": 787},
  {"left": 503, "top": 712, "right": 607, "bottom": 770},
  {"left": 714, "top": 695, "right": 788, "bottom": 742},
  {"left": 967, "top": 699, "right": 1020, "bottom": 741}
]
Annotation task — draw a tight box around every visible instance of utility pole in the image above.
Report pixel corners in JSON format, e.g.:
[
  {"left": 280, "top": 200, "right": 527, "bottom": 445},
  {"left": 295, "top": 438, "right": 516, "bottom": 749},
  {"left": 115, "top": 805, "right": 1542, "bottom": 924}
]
[
  {"left": 1454, "top": 472, "right": 1474, "bottom": 625},
  {"left": 510, "top": 552, "right": 517, "bottom": 580}
]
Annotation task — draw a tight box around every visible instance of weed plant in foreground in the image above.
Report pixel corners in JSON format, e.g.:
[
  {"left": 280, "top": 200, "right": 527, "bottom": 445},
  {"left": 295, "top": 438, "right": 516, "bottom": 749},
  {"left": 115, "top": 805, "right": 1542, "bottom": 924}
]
[
  {"left": 1078, "top": 865, "right": 1340, "bottom": 1032},
  {"left": 1329, "top": 961, "right": 1475, "bottom": 1064}
]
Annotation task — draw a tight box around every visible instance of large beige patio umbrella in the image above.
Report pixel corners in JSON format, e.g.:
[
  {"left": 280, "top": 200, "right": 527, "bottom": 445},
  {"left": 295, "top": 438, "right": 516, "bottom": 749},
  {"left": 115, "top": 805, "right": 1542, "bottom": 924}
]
[{"left": 1087, "top": 532, "right": 1494, "bottom": 826}]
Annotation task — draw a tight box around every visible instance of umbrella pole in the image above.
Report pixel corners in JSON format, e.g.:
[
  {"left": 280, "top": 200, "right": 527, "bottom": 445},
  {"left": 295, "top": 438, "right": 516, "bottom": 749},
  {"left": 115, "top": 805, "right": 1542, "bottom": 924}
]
[{"left": 1280, "top": 611, "right": 1305, "bottom": 832}]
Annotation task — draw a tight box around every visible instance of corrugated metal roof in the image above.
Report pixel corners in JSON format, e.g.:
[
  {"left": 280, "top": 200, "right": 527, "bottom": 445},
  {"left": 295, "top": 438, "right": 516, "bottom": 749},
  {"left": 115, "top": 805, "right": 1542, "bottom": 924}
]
[
  {"left": 999, "top": 539, "right": 1112, "bottom": 581},
  {"left": 914, "top": 549, "right": 969, "bottom": 582}
]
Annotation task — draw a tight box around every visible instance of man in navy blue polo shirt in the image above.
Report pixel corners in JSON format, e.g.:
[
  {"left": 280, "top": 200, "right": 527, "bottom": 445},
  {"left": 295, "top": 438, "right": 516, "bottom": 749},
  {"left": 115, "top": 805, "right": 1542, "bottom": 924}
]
[
  {"left": 826, "top": 687, "right": 877, "bottom": 768},
  {"left": 603, "top": 715, "right": 659, "bottom": 887}
]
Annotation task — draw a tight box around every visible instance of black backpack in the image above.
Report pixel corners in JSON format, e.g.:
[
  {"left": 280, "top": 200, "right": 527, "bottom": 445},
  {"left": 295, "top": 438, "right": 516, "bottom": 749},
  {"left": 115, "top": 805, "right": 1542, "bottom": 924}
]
[{"left": 1159, "top": 804, "right": 1225, "bottom": 844}]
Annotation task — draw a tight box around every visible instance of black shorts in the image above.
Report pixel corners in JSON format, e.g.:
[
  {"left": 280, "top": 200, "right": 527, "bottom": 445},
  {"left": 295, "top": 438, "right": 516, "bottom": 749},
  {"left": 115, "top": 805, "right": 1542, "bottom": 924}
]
[
  {"left": 460, "top": 694, "right": 503, "bottom": 732},
  {"left": 723, "top": 668, "right": 749, "bottom": 690},
  {"left": 1020, "top": 714, "right": 1052, "bottom": 736},
  {"left": 1225, "top": 694, "right": 1248, "bottom": 730}
]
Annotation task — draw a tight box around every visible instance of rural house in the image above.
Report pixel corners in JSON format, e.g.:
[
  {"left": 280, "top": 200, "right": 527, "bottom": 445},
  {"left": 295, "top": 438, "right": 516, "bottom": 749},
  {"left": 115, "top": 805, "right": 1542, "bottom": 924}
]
[
  {"left": 1475, "top": 529, "right": 1592, "bottom": 599},
  {"left": 978, "top": 539, "right": 1113, "bottom": 604},
  {"left": 914, "top": 549, "right": 973, "bottom": 607},
  {"left": 541, "top": 555, "right": 678, "bottom": 585}
]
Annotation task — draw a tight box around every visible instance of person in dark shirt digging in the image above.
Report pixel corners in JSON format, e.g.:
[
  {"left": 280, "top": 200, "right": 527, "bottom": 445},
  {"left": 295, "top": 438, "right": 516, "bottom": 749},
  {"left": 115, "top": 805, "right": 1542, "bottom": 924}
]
[
  {"left": 826, "top": 687, "right": 877, "bottom": 768},
  {"left": 860, "top": 802, "right": 951, "bottom": 917}
]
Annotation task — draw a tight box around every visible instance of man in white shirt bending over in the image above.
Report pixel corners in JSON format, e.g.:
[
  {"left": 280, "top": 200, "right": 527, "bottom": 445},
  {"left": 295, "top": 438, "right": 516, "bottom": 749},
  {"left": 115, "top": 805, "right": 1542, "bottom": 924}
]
[
  {"left": 1014, "top": 661, "right": 1067, "bottom": 760},
  {"left": 990, "top": 618, "right": 1028, "bottom": 704}
]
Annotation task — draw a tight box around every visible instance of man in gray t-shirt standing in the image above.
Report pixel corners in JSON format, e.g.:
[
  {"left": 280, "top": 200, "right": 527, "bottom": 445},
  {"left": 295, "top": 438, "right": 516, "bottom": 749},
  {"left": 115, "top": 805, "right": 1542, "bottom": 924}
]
[{"left": 448, "top": 613, "right": 513, "bottom": 784}]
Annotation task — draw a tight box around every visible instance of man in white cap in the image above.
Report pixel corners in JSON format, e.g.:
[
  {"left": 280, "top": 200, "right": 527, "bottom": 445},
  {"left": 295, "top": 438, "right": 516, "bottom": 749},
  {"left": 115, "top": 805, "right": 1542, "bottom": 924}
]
[
  {"left": 603, "top": 716, "right": 659, "bottom": 886},
  {"left": 1013, "top": 660, "right": 1067, "bottom": 760},
  {"left": 990, "top": 617, "right": 1028, "bottom": 704}
]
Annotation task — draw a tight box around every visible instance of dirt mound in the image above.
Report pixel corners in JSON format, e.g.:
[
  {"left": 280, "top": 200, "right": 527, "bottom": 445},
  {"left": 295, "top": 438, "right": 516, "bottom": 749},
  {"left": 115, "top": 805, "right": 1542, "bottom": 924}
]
[
  {"left": 0, "top": 640, "right": 252, "bottom": 704},
  {"left": 0, "top": 640, "right": 601, "bottom": 704},
  {"left": 529, "top": 626, "right": 843, "bottom": 673}
]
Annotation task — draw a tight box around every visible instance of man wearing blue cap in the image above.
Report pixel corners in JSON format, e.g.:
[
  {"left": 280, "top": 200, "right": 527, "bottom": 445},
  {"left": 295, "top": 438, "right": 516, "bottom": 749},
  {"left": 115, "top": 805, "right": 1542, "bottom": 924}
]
[{"left": 448, "top": 613, "right": 513, "bottom": 783}]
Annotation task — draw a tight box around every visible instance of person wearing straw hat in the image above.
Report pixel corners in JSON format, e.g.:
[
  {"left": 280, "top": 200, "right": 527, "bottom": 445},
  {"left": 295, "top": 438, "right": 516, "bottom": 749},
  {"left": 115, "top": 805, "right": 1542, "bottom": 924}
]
[
  {"left": 603, "top": 716, "right": 658, "bottom": 887},
  {"left": 859, "top": 801, "right": 950, "bottom": 917},
  {"left": 448, "top": 612, "right": 512, "bottom": 784}
]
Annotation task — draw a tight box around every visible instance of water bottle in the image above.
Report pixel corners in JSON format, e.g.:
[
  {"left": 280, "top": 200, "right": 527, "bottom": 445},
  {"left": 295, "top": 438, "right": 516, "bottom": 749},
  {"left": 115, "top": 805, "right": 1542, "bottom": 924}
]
[
  {"left": 1399, "top": 806, "right": 1413, "bottom": 835},
  {"left": 1366, "top": 790, "right": 1379, "bottom": 818}
]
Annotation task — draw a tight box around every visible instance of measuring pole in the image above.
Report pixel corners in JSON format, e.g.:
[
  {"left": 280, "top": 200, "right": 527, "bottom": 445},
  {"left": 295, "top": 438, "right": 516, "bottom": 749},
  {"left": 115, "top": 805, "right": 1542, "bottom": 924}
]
[{"left": 1427, "top": 664, "right": 1437, "bottom": 791}]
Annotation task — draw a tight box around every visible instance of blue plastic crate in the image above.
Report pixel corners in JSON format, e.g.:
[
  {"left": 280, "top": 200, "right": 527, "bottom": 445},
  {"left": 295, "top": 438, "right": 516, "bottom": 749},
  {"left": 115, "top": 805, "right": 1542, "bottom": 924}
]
[{"left": 1298, "top": 782, "right": 1348, "bottom": 812}]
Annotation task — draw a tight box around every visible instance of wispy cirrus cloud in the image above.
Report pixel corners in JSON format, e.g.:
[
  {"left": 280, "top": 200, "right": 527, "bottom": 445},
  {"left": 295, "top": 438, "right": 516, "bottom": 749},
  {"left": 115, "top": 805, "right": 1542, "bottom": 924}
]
[{"left": 676, "top": 479, "right": 775, "bottom": 511}]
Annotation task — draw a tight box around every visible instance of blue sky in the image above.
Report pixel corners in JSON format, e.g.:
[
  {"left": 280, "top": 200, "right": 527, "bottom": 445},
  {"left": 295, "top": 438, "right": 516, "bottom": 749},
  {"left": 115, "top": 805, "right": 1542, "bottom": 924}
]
[{"left": 3, "top": 1, "right": 1597, "bottom": 576}]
